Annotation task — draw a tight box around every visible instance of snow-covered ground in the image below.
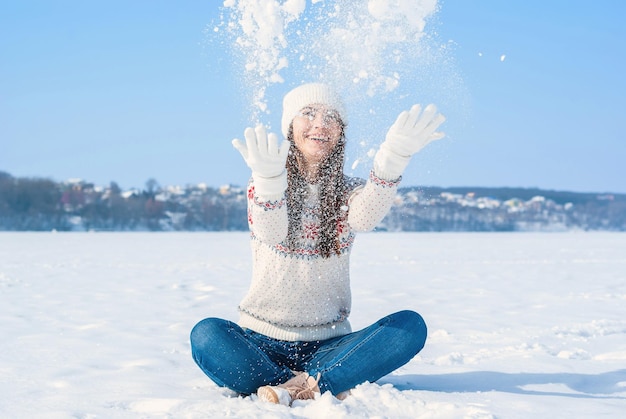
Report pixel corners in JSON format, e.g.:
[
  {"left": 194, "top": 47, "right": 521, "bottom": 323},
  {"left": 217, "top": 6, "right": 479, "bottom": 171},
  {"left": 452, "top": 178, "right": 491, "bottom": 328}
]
[{"left": 1, "top": 232, "right": 625, "bottom": 418}]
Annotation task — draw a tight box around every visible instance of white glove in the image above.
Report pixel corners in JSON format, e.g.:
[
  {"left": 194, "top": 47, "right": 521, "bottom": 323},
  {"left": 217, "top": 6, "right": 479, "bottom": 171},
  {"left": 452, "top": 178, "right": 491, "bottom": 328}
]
[
  {"left": 374, "top": 104, "right": 446, "bottom": 180},
  {"left": 232, "top": 125, "right": 290, "bottom": 199}
]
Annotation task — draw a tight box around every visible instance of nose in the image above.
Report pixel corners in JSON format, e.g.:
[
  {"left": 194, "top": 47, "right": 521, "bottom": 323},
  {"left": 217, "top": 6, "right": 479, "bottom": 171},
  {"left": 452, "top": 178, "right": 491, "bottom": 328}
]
[{"left": 311, "top": 112, "right": 329, "bottom": 129}]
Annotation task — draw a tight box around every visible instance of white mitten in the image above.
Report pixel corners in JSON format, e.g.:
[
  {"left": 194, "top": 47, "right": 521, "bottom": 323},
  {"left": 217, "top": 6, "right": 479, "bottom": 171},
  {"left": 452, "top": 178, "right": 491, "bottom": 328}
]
[
  {"left": 374, "top": 104, "right": 446, "bottom": 180},
  {"left": 232, "top": 125, "right": 290, "bottom": 199}
]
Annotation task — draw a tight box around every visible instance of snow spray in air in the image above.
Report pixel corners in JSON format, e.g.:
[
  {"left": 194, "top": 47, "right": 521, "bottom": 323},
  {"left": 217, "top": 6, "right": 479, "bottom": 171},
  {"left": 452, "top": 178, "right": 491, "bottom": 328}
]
[{"left": 211, "top": 0, "right": 467, "bottom": 178}]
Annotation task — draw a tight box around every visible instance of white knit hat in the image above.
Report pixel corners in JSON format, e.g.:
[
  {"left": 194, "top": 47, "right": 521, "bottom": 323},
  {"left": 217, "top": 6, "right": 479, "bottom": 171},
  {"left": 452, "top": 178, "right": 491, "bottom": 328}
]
[{"left": 281, "top": 83, "right": 347, "bottom": 137}]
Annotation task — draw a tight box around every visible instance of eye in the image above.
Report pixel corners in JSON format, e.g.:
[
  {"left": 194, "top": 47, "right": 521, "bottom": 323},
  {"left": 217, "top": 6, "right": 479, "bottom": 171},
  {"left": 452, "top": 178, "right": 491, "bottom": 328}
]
[
  {"left": 323, "top": 111, "right": 342, "bottom": 125},
  {"left": 299, "top": 108, "right": 316, "bottom": 121}
]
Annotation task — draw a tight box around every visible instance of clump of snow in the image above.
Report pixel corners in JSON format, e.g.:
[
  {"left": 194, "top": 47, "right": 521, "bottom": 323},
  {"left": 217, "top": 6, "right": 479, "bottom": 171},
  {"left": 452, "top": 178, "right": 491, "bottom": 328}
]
[
  {"left": 215, "top": 0, "right": 442, "bottom": 120},
  {"left": 1, "top": 232, "right": 625, "bottom": 417},
  {"left": 218, "top": 0, "right": 306, "bottom": 115}
]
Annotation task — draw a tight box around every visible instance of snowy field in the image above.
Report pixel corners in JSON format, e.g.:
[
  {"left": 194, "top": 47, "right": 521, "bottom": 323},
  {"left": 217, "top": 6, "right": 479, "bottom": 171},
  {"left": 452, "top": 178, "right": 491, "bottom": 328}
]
[{"left": 1, "top": 232, "right": 625, "bottom": 418}]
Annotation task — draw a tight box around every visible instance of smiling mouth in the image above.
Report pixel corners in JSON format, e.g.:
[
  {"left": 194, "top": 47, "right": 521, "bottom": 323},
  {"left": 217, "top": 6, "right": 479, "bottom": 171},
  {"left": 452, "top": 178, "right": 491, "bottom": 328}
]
[{"left": 308, "top": 136, "right": 330, "bottom": 143}]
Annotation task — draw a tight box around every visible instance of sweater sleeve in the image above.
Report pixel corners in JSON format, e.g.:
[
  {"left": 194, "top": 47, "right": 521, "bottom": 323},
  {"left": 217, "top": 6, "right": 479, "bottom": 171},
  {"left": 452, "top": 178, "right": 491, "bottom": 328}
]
[
  {"left": 347, "top": 171, "right": 400, "bottom": 232},
  {"left": 246, "top": 178, "right": 289, "bottom": 245}
]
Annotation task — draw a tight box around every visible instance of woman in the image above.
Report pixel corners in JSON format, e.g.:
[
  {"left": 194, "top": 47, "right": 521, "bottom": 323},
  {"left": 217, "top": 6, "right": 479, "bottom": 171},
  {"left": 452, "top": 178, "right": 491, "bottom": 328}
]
[{"left": 190, "top": 83, "right": 445, "bottom": 406}]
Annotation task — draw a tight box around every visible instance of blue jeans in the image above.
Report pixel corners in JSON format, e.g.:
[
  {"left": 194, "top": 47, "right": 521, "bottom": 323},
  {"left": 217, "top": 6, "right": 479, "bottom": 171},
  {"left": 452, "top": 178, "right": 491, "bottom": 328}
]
[{"left": 190, "top": 310, "right": 427, "bottom": 396}]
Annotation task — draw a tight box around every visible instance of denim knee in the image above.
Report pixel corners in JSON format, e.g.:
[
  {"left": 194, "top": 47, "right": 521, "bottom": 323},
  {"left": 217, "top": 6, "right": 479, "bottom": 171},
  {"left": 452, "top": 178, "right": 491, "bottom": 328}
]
[
  {"left": 388, "top": 310, "right": 428, "bottom": 355},
  {"left": 190, "top": 317, "right": 226, "bottom": 355}
]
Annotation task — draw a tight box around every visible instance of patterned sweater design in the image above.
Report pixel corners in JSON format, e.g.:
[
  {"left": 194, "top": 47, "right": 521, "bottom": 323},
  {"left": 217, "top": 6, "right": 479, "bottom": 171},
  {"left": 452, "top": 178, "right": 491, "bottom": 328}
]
[{"left": 238, "top": 171, "right": 400, "bottom": 341}]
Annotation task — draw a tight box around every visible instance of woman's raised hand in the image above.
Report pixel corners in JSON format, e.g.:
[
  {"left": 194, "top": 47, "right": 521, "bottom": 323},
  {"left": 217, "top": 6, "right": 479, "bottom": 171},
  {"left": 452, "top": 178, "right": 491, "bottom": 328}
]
[
  {"left": 232, "top": 126, "right": 290, "bottom": 179},
  {"left": 373, "top": 104, "right": 446, "bottom": 181},
  {"left": 383, "top": 104, "right": 446, "bottom": 157}
]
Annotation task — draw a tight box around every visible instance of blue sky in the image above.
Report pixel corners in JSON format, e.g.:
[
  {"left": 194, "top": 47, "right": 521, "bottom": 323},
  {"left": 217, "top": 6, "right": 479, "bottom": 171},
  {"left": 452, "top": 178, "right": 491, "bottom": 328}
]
[{"left": 2, "top": 1, "right": 625, "bottom": 193}]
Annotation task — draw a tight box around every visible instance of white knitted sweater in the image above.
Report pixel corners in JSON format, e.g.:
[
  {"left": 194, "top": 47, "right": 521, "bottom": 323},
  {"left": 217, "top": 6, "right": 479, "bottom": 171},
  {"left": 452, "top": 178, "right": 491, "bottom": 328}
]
[{"left": 238, "top": 171, "right": 400, "bottom": 341}]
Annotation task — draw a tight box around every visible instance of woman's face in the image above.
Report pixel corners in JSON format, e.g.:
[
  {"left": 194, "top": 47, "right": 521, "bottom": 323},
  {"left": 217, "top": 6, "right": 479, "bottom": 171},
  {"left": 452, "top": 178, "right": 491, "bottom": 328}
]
[{"left": 291, "top": 104, "right": 343, "bottom": 166}]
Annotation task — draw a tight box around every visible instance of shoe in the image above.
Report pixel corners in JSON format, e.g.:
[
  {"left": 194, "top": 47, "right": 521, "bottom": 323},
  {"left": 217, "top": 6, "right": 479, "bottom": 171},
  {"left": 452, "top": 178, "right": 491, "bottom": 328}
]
[{"left": 257, "top": 372, "right": 321, "bottom": 406}]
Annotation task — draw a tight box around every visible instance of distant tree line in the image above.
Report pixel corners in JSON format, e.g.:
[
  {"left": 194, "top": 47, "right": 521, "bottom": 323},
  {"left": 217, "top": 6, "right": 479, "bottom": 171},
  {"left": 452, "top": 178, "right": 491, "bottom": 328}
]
[
  {"left": 380, "top": 186, "right": 626, "bottom": 232},
  {"left": 0, "top": 171, "right": 246, "bottom": 231},
  {"left": 1, "top": 171, "right": 625, "bottom": 232}
]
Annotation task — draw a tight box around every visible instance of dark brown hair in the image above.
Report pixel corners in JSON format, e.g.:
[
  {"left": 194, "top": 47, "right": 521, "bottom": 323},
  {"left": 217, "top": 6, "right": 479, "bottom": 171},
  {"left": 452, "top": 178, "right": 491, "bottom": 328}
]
[{"left": 285, "top": 124, "right": 347, "bottom": 258}]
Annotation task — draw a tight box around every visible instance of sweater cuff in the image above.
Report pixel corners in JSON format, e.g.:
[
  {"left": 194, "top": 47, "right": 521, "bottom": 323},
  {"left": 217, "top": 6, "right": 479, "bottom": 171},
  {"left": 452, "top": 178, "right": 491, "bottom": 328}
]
[{"left": 252, "top": 171, "right": 287, "bottom": 201}]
